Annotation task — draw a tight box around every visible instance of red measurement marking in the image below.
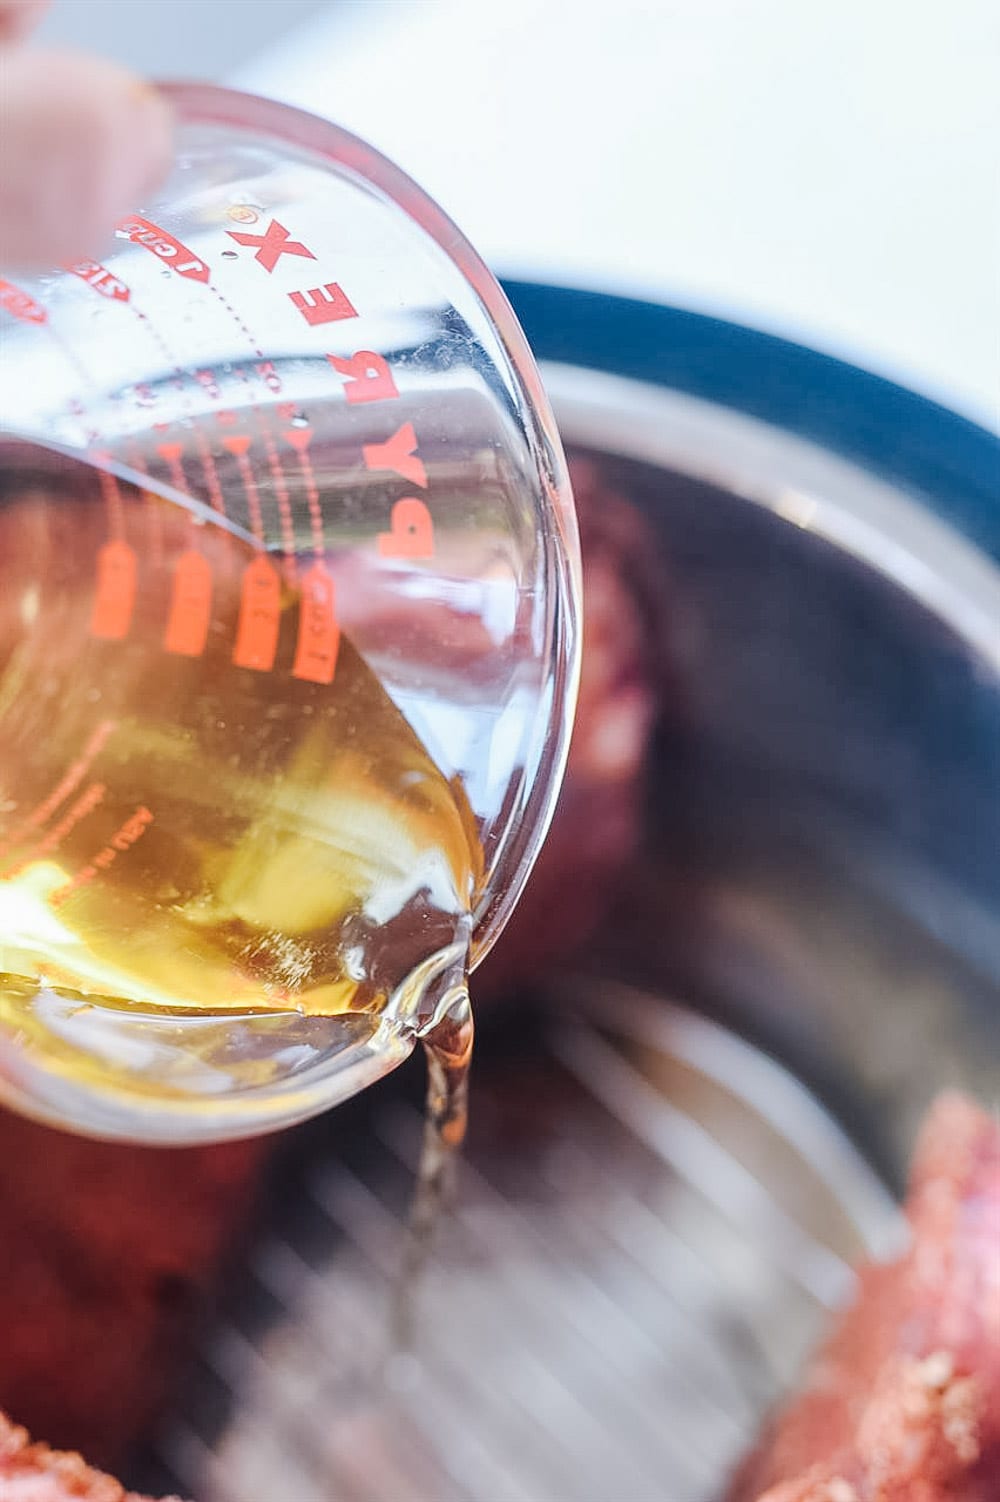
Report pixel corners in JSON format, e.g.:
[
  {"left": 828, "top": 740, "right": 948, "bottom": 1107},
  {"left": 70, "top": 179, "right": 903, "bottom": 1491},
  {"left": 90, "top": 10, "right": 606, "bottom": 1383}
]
[
  {"left": 49, "top": 806, "right": 154, "bottom": 907},
  {"left": 32, "top": 782, "right": 107, "bottom": 859},
  {"left": 260, "top": 427, "right": 297, "bottom": 577},
  {"left": 132, "top": 305, "right": 185, "bottom": 393},
  {"left": 133, "top": 313, "right": 228, "bottom": 522},
  {"left": 292, "top": 563, "right": 339, "bottom": 684},
  {"left": 192, "top": 428, "right": 227, "bottom": 517},
  {"left": 117, "top": 217, "right": 210, "bottom": 282},
  {"left": 145, "top": 368, "right": 227, "bottom": 517},
  {"left": 0, "top": 721, "right": 115, "bottom": 856},
  {"left": 47, "top": 328, "right": 94, "bottom": 395},
  {"left": 378, "top": 497, "right": 435, "bottom": 560},
  {"left": 254, "top": 359, "right": 283, "bottom": 394},
  {"left": 155, "top": 441, "right": 187, "bottom": 493},
  {"left": 198, "top": 290, "right": 302, "bottom": 572},
  {"left": 164, "top": 550, "right": 213, "bottom": 657},
  {"left": 233, "top": 554, "right": 282, "bottom": 673},
  {"left": 363, "top": 422, "right": 427, "bottom": 488},
  {"left": 194, "top": 367, "right": 221, "bottom": 400},
  {"left": 132, "top": 307, "right": 196, "bottom": 434},
  {"left": 110, "top": 806, "right": 153, "bottom": 851},
  {"left": 231, "top": 366, "right": 297, "bottom": 577},
  {"left": 64, "top": 259, "right": 130, "bottom": 302},
  {"left": 125, "top": 445, "right": 165, "bottom": 566},
  {"left": 0, "top": 278, "right": 46, "bottom": 324},
  {"left": 226, "top": 219, "right": 315, "bottom": 274},
  {"left": 328, "top": 350, "right": 399, "bottom": 405},
  {"left": 207, "top": 285, "right": 264, "bottom": 358},
  {"left": 90, "top": 454, "right": 125, "bottom": 536},
  {"left": 141, "top": 489, "right": 165, "bottom": 566},
  {"left": 91, "top": 538, "right": 138, "bottom": 639},
  {"left": 288, "top": 282, "right": 358, "bottom": 327},
  {"left": 3, "top": 781, "right": 108, "bottom": 880},
  {"left": 221, "top": 432, "right": 265, "bottom": 541},
  {"left": 282, "top": 426, "right": 325, "bottom": 555}
]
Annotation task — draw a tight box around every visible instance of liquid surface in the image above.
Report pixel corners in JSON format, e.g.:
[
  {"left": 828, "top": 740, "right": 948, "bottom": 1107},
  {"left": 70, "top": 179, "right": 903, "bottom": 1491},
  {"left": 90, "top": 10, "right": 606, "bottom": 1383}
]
[{"left": 0, "top": 459, "right": 481, "bottom": 1111}]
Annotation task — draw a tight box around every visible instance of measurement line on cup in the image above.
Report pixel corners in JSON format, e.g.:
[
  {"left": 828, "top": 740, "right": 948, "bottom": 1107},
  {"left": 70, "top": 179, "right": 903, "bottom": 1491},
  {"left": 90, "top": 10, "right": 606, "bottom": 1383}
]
[
  {"left": 126, "top": 445, "right": 165, "bottom": 565},
  {"left": 282, "top": 424, "right": 324, "bottom": 556},
  {"left": 132, "top": 305, "right": 229, "bottom": 519},
  {"left": 203, "top": 280, "right": 301, "bottom": 568},
  {"left": 86, "top": 456, "right": 138, "bottom": 640},
  {"left": 222, "top": 434, "right": 265, "bottom": 544}
]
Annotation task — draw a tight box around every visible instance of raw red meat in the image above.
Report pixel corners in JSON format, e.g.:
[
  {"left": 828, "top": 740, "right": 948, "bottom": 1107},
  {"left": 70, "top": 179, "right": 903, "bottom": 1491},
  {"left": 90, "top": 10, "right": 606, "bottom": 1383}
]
[
  {"left": 729, "top": 1092, "right": 1000, "bottom": 1502},
  {"left": 0, "top": 1412, "right": 183, "bottom": 1500},
  {"left": 0, "top": 1107, "right": 265, "bottom": 1473}
]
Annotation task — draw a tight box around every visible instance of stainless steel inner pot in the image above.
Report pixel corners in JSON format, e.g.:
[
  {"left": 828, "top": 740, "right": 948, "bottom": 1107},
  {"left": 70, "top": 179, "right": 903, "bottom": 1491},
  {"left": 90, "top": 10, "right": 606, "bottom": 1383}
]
[{"left": 135, "top": 352, "right": 1000, "bottom": 1502}]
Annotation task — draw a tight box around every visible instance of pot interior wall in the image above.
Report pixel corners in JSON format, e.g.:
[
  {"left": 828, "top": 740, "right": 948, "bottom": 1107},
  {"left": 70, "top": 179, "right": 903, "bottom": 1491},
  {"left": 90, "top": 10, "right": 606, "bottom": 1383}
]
[{"left": 132, "top": 430, "right": 999, "bottom": 1502}]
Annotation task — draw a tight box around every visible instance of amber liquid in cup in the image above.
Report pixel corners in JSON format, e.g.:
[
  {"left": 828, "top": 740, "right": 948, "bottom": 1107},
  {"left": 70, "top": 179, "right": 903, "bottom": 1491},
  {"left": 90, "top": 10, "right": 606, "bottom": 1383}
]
[{"left": 0, "top": 469, "right": 479, "bottom": 1177}]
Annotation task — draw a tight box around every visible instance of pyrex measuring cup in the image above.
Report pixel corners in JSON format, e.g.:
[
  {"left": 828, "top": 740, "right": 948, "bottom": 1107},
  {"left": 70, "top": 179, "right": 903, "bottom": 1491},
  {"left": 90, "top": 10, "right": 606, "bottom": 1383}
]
[{"left": 0, "top": 84, "right": 580, "bottom": 1142}]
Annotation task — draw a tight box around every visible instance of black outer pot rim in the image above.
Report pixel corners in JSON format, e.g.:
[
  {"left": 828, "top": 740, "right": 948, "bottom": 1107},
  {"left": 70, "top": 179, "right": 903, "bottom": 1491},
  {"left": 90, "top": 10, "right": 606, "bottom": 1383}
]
[{"left": 503, "top": 282, "right": 1000, "bottom": 567}]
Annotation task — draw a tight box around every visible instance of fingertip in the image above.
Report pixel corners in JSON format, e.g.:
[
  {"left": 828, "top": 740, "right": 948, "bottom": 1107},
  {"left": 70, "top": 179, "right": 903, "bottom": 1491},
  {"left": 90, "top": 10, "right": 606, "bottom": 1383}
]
[
  {"left": 0, "top": 51, "right": 174, "bottom": 268},
  {"left": 0, "top": 0, "right": 50, "bottom": 43}
]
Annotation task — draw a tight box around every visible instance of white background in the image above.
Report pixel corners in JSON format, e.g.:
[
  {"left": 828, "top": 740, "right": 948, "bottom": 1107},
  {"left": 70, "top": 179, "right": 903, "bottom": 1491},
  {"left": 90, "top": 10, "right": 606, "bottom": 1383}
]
[{"left": 37, "top": 0, "right": 1000, "bottom": 430}]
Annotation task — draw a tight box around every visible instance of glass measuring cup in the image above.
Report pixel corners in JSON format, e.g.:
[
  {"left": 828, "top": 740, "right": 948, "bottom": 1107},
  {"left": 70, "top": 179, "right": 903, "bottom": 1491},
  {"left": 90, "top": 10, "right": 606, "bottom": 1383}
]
[{"left": 0, "top": 84, "right": 580, "bottom": 1143}]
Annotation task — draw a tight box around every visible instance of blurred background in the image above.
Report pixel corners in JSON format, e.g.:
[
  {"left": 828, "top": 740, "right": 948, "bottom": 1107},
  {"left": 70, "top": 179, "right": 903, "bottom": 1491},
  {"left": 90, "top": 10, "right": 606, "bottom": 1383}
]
[{"left": 37, "top": 0, "right": 999, "bottom": 431}]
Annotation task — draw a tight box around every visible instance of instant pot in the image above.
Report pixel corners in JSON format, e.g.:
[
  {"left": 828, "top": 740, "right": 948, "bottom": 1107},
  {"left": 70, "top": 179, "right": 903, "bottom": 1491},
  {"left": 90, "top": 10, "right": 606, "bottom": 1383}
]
[{"left": 131, "top": 286, "right": 999, "bottom": 1502}]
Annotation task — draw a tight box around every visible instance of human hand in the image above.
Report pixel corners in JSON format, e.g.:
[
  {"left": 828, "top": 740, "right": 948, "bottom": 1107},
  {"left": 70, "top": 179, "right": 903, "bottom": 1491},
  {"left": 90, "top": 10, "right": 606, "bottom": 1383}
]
[{"left": 0, "top": 0, "right": 172, "bottom": 268}]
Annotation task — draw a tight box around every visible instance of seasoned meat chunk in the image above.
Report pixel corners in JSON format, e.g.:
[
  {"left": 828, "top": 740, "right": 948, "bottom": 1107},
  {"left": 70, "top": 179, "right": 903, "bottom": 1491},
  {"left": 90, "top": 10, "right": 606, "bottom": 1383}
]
[{"left": 729, "top": 1093, "right": 1000, "bottom": 1502}]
